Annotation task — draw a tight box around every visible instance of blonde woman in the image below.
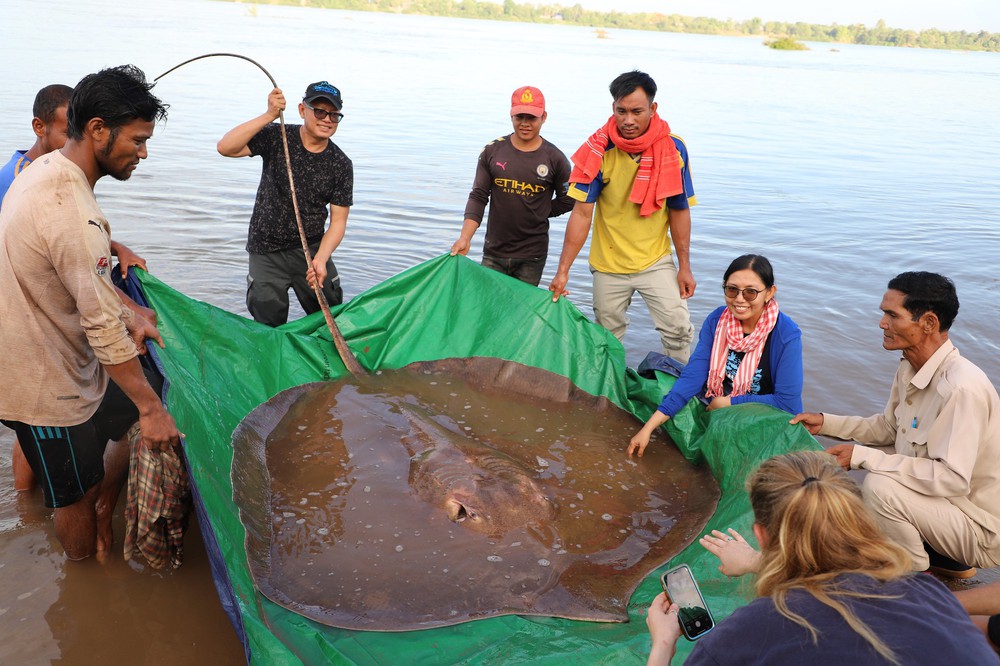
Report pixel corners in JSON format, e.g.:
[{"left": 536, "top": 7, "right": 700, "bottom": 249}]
[{"left": 646, "top": 451, "right": 998, "bottom": 665}]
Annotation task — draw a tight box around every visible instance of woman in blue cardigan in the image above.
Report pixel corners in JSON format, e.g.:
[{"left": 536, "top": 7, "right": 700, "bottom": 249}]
[{"left": 628, "top": 254, "right": 803, "bottom": 458}]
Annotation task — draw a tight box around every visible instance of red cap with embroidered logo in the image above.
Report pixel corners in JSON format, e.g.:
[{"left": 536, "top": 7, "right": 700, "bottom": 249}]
[{"left": 510, "top": 86, "right": 545, "bottom": 117}]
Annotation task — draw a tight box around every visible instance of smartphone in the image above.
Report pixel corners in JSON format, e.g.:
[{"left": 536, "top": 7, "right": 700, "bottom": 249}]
[{"left": 661, "top": 564, "right": 715, "bottom": 640}]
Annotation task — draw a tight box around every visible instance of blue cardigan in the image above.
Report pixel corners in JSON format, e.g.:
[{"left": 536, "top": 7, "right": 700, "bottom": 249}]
[{"left": 657, "top": 305, "right": 803, "bottom": 417}]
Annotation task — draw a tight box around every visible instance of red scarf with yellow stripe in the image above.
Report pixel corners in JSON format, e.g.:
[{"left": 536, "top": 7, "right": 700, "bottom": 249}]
[{"left": 569, "top": 113, "right": 682, "bottom": 217}]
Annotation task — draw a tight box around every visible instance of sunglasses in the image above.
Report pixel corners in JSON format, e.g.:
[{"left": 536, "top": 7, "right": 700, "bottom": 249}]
[
  {"left": 304, "top": 102, "right": 344, "bottom": 123},
  {"left": 723, "top": 285, "right": 763, "bottom": 301}
]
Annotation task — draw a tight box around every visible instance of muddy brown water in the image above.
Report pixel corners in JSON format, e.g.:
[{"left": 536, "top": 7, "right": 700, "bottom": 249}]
[
  {"left": 232, "top": 362, "right": 719, "bottom": 631},
  {"left": 0, "top": 427, "right": 247, "bottom": 665}
]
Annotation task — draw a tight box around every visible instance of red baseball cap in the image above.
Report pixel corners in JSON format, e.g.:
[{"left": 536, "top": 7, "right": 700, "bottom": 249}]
[{"left": 510, "top": 86, "right": 545, "bottom": 117}]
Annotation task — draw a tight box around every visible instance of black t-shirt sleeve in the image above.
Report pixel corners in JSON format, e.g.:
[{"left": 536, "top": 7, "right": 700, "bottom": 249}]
[
  {"left": 464, "top": 142, "right": 494, "bottom": 223},
  {"left": 329, "top": 154, "right": 354, "bottom": 208},
  {"left": 247, "top": 123, "right": 278, "bottom": 158},
  {"left": 549, "top": 147, "right": 575, "bottom": 218}
]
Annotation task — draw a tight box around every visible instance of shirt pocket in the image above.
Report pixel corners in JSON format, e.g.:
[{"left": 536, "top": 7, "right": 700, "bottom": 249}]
[{"left": 901, "top": 425, "right": 929, "bottom": 457}]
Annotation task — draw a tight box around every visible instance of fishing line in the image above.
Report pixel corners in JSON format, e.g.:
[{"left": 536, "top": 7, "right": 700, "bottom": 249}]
[{"left": 154, "top": 53, "right": 364, "bottom": 376}]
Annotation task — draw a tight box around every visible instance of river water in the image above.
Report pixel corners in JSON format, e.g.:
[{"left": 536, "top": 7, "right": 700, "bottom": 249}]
[{"left": 1, "top": 0, "right": 998, "bottom": 662}]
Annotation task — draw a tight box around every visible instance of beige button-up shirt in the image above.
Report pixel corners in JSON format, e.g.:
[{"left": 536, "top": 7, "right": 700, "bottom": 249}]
[
  {"left": 820, "top": 340, "right": 1000, "bottom": 542},
  {"left": 0, "top": 151, "right": 138, "bottom": 425}
]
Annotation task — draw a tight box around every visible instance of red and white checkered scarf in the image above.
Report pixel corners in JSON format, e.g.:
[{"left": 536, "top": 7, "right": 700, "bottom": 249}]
[{"left": 705, "top": 299, "right": 779, "bottom": 399}]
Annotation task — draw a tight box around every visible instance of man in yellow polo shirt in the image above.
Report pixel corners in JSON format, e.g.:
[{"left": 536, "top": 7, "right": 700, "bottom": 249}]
[{"left": 548, "top": 70, "right": 696, "bottom": 362}]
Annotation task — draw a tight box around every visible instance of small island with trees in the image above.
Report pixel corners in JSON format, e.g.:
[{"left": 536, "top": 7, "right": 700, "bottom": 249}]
[
  {"left": 765, "top": 37, "right": 808, "bottom": 50},
  {"left": 239, "top": 0, "right": 1000, "bottom": 52}
]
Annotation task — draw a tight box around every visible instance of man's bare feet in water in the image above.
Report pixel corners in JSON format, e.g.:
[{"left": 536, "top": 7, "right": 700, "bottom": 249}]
[
  {"left": 53, "top": 485, "right": 100, "bottom": 561},
  {"left": 94, "top": 428, "right": 134, "bottom": 562},
  {"left": 95, "top": 495, "right": 114, "bottom": 562}
]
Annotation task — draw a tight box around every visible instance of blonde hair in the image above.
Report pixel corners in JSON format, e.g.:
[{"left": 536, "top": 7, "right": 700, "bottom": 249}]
[{"left": 748, "top": 451, "right": 912, "bottom": 664}]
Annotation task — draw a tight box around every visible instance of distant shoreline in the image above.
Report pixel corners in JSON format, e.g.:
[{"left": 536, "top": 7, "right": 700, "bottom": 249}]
[{"left": 231, "top": 0, "right": 1000, "bottom": 53}]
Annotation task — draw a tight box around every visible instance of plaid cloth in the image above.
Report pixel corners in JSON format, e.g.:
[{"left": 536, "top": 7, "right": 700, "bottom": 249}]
[{"left": 123, "top": 423, "right": 191, "bottom": 569}]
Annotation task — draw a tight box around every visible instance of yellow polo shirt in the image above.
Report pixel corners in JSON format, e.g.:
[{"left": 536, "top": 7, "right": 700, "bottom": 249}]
[{"left": 568, "top": 135, "right": 696, "bottom": 274}]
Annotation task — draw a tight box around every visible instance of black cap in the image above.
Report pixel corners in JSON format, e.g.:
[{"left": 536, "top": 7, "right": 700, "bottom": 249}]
[{"left": 303, "top": 81, "right": 343, "bottom": 110}]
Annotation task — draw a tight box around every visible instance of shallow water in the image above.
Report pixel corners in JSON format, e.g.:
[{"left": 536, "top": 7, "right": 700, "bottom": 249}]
[
  {"left": 0, "top": 427, "right": 246, "bottom": 664},
  {"left": 1, "top": 0, "right": 998, "bottom": 660}
]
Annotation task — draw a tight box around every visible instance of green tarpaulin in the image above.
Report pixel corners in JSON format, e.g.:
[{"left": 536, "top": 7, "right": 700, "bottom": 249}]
[{"left": 135, "top": 254, "right": 819, "bottom": 664}]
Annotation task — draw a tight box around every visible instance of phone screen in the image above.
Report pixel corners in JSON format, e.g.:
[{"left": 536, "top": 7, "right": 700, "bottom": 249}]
[{"left": 663, "top": 565, "right": 715, "bottom": 640}]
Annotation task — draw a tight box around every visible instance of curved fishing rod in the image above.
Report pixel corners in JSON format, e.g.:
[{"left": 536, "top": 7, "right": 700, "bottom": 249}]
[{"left": 155, "top": 53, "right": 365, "bottom": 376}]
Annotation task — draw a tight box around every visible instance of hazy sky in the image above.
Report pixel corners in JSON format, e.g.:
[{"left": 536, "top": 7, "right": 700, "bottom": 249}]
[{"left": 575, "top": 0, "right": 1000, "bottom": 33}]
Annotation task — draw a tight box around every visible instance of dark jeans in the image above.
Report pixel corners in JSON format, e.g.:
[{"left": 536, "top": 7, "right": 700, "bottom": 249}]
[
  {"left": 481, "top": 254, "right": 546, "bottom": 287},
  {"left": 247, "top": 243, "right": 343, "bottom": 327}
]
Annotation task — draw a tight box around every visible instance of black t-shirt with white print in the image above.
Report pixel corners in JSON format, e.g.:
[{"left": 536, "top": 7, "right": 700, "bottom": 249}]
[{"left": 246, "top": 123, "right": 353, "bottom": 255}]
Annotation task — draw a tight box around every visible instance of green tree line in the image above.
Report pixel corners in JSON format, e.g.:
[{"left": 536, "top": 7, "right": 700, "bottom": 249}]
[{"left": 256, "top": 0, "right": 1000, "bottom": 52}]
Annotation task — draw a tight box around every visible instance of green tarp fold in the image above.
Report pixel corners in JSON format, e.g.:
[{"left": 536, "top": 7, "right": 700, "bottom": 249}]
[{"left": 137, "top": 254, "right": 819, "bottom": 664}]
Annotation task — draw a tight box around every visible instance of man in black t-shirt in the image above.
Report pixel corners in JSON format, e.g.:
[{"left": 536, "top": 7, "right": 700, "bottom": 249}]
[
  {"left": 450, "top": 86, "right": 573, "bottom": 286},
  {"left": 218, "top": 81, "right": 353, "bottom": 326}
]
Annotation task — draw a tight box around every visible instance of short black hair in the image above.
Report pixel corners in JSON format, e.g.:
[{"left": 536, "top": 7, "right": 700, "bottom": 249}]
[
  {"left": 723, "top": 254, "right": 775, "bottom": 288},
  {"left": 66, "top": 65, "right": 168, "bottom": 141},
  {"left": 33, "top": 84, "right": 73, "bottom": 124},
  {"left": 887, "top": 271, "right": 959, "bottom": 331},
  {"left": 609, "top": 70, "right": 656, "bottom": 103}
]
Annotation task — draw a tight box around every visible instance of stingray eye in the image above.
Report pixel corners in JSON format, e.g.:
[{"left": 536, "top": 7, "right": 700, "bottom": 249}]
[{"left": 467, "top": 510, "right": 479, "bottom": 521}]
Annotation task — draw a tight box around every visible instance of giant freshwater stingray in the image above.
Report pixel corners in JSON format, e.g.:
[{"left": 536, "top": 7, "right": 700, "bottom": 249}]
[{"left": 232, "top": 358, "right": 720, "bottom": 631}]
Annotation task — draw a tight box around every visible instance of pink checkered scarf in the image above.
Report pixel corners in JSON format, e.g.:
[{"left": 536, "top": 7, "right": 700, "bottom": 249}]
[{"left": 705, "top": 299, "right": 779, "bottom": 399}]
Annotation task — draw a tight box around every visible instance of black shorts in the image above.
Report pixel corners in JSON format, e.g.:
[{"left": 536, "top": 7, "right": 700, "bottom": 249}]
[
  {"left": 3, "top": 370, "right": 161, "bottom": 508},
  {"left": 247, "top": 242, "right": 343, "bottom": 327}
]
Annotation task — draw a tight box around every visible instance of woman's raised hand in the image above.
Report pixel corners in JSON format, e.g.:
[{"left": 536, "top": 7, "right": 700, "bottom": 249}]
[{"left": 699, "top": 528, "right": 761, "bottom": 578}]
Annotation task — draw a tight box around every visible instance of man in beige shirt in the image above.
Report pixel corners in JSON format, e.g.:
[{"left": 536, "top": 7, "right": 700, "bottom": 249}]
[
  {"left": 1, "top": 82, "right": 151, "bottom": 494},
  {"left": 0, "top": 65, "right": 180, "bottom": 561},
  {"left": 793, "top": 272, "right": 1000, "bottom": 577}
]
